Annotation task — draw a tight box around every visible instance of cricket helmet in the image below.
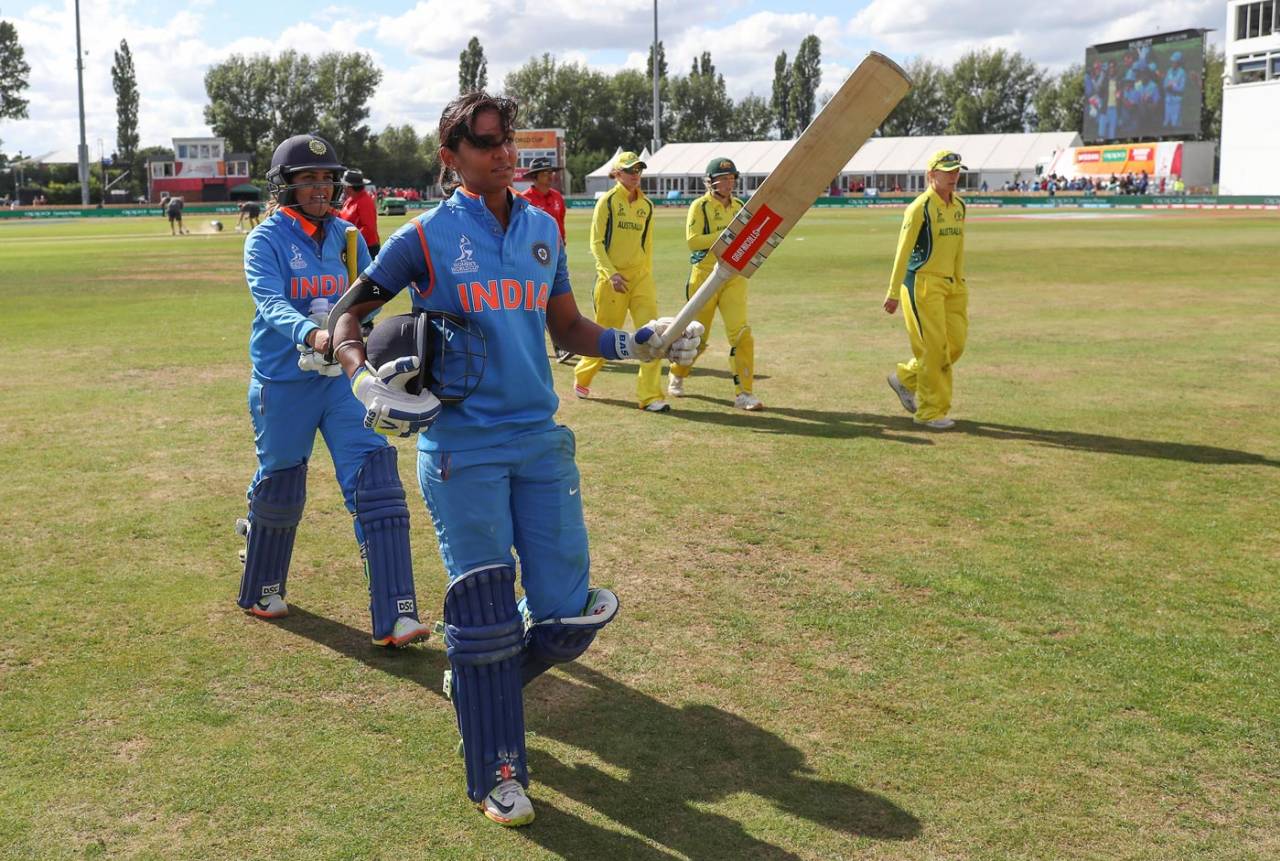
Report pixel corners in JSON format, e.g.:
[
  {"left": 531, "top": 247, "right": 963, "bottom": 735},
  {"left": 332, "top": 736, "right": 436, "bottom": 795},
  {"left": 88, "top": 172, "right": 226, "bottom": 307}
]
[
  {"left": 364, "top": 312, "right": 486, "bottom": 403},
  {"left": 265, "top": 133, "right": 345, "bottom": 206},
  {"left": 706, "top": 157, "right": 739, "bottom": 179}
]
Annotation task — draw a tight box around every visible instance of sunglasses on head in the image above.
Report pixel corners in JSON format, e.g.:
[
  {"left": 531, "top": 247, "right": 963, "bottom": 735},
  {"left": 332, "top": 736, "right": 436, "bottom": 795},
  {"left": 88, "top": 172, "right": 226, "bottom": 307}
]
[
  {"left": 622, "top": 165, "right": 644, "bottom": 175},
  {"left": 939, "top": 153, "right": 962, "bottom": 163}
]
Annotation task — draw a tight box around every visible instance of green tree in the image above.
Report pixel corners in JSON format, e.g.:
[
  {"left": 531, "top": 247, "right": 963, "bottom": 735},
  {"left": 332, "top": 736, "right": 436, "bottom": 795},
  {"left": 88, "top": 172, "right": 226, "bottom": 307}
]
[
  {"left": 646, "top": 40, "right": 667, "bottom": 81},
  {"left": 315, "top": 51, "right": 382, "bottom": 162},
  {"left": 266, "top": 51, "right": 320, "bottom": 150},
  {"left": 728, "top": 93, "right": 774, "bottom": 140},
  {"left": 879, "top": 57, "right": 950, "bottom": 136},
  {"left": 944, "top": 48, "right": 1044, "bottom": 133},
  {"left": 606, "top": 69, "right": 660, "bottom": 152},
  {"left": 111, "top": 40, "right": 140, "bottom": 194},
  {"left": 668, "top": 52, "right": 733, "bottom": 142},
  {"left": 503, "top": 57, "right": 613, "bottom": 154},
  {"left": 1034, "top": 64, "right": 1083, "bottom": 132},
  {"left": 458, "top": 36, "right": 488, "bottom": 93},
  {"left": 364, "top": 124, "right": 439, "bottom": 190},
  {"left": 204, "top": 54, "right": 275, "bottom": 170},
  {"left": 1201, "top": 44, "right": 1224, "bottom": 143},
  {"left": 789, "top": 35, "right": 822, "bottom": 132},
  {"left": 771, "top": 51, "right": 792, "bottom": 137},
  {"left": 0, "top": 20, "right": 32, "bottom": 121}
]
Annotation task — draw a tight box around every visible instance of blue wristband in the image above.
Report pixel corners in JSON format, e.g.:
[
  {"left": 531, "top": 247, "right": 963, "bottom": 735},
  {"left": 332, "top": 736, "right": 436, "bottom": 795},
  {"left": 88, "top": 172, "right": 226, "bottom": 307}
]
[{"left": 598, "top": 328, "right": 623, "bottom": 361}]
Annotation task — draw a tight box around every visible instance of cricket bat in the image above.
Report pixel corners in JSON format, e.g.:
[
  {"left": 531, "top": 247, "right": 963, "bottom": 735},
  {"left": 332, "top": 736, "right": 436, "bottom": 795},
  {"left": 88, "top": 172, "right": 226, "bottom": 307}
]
[{"left": 656, "top": 52, "right": 910, "bottom": 348}]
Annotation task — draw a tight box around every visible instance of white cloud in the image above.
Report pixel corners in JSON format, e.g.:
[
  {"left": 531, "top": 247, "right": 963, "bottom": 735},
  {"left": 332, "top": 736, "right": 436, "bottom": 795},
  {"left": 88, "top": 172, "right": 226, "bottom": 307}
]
[{"left": 851, "top": 0, "right": 1225, "bottom": 68}]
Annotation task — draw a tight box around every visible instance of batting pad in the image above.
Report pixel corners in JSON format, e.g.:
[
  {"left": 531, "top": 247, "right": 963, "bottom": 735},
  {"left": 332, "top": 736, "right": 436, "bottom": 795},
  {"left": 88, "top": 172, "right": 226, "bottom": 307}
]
[
  {"left": 238, "top": 463, "right": 307, "bottom": 609},
  {"left": 443, "top": 565, "right": 528, "bottom": 802},
  {"left": 353, "top": 446, "right": 418, "bottom": 641},
  {"left": 521, "top": 588, "right": 620, "bottom": 686}
]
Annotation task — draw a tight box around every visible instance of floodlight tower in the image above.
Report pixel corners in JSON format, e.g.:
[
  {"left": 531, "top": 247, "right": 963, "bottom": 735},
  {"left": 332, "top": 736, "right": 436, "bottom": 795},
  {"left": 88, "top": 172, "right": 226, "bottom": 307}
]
[{"left": 75, "top": 0, "right": 90, "bottom": 205}]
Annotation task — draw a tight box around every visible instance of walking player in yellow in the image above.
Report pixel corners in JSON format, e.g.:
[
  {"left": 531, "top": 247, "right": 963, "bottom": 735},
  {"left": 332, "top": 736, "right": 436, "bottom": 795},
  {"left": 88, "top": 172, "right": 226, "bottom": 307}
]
[
  {"left": 574, "top": 151, "right": 668, "bottom": 412},
  {"left": 667, "top": 157, "right": 763, "bottom": 411},
  {"left": 884, "top": 150, "right": 969, "bottom": 430}
]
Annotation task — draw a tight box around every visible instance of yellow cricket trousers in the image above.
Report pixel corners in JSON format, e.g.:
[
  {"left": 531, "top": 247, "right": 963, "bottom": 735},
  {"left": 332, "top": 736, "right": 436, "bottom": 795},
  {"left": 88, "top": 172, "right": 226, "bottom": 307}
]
[
  {"left": 897, "top": 274, "right": 968, "bottom": 421},
  {"left": 573, "top": 264, "right": 664, "bottom": 407},
  {"left": 669, "top": 265, "right": 755, "bottom": 395}
]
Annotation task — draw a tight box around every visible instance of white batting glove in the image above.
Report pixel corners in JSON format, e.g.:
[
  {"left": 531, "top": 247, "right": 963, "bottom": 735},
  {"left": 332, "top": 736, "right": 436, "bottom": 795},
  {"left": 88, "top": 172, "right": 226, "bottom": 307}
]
[
  {"left": 350, "top": 357, "right": 442, "bottom": 437},
  {"left": 649, "top": 318, "right": 704, "bottom": 366},
  {"left": 297, "top": 344, "right": 342, "bottom": 376}
]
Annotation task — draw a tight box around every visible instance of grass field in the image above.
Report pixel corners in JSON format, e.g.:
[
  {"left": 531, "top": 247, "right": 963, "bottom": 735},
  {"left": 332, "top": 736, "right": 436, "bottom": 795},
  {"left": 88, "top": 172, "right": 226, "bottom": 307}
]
[{"left": 1, "top": 205, "right": 1278, "bottom": 860}]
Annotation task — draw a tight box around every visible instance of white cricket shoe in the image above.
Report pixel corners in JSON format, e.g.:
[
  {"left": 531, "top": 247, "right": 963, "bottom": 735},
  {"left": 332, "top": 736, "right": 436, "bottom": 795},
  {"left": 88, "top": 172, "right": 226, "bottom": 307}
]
[
  {"left": 482, "top": 779, "right": 534, "bottom": 827},
  {"left": 573, "top": 384, "right": 590, "bottom": 399},
  {"left": 667, "top": 374, "right": 685, "bottom": 397},
  {"left": 916, "top": 417, "right": 955, "bottom": 430},
  {"left": 250, "top": 594, "right": 288, "bottom": 619},
  {"left": 734, "top": 392, "right": 764, "bottom": 411},
  {"left": 372, "top": 616, "right": 430, "bottom": 648},
  {"left": 642, "top": 400, "right": 672, "bottom": 413},
  {"left": 887, "top": 374, "right": 917, "bottom": 414}
]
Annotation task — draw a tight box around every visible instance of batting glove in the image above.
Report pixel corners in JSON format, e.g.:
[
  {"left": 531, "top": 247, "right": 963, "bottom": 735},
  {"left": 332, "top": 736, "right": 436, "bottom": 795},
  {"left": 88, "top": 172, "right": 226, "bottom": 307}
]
[
  {"left": 297, "top": 344, "right": 343, "bottom": 376},
  {"left": 351, "top": 357, "right": 442, "bottom": 437}
]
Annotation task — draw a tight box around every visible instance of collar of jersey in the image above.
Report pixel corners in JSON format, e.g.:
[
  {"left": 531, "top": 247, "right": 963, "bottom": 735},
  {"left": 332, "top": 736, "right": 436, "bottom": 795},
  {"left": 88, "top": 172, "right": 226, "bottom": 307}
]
[
  {"left": 279, "top": 206, "right": 330, "bottom": 240},
  {"left": 927, "top": 187, "right": 960, "bottom": 209},
  {"left": 450, "top": 186, "right": 526, "bottom": 216}
]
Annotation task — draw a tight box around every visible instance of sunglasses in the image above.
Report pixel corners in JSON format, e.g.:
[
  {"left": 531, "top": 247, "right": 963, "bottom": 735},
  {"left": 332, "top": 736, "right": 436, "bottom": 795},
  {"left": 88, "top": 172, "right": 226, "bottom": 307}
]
[
  {"left": 938, "top": 153, "right": 962, "bottom": 164},
  {"left": 621, "top": 165, "right": 644, "bottom": 175}
]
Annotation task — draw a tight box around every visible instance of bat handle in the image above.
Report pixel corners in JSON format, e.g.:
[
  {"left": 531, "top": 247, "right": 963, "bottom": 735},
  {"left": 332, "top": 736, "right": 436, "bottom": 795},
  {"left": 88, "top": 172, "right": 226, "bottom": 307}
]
[
  {"left": 345, "top": 225, "right": 358, "bottom": 284},
  {"left": 655, "top": 261, "right": 733, "bottom": 350}
]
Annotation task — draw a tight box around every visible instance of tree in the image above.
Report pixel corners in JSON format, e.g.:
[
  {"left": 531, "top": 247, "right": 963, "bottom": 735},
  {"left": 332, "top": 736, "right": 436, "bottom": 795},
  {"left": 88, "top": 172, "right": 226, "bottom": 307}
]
[
  {"left": 266, "top": 51, "right": 320, "bottom": 149},
  {"left": 315, "top": 52, "right": 382, "bottom": 162},
  {"left": 204, "top": 54, "right": 275, "bottom": 170},
  {"left": 111, "top": 40, "right": 140, "bottom": 193},
  {"left": 502, "top": 57, "right": 613, "bottom": 154},
  {"left": 1034, "top": 64, "right": 1083, "bottom": 132},
  {"left": 879, "top": 57, "right": 950, "bottom": 136},
  {"left": 728, "top": 93, "right": 774, "bottom": 140},
  {"left": 0, "top": 20, "right": 31, "bottom": 121},
  {"left": 944, "top": 48, "right": 1044, "bottom": 134},
  {"left": 458, "top": 36, "right": 488, "bottom": 94},
  {"left": 668, "top": 52, "right": 733, "bottom": 142},
  {"left": 606, "top": 69, "right": 660, "bottom": 152},
  {"left": 771, "top": 51, "right": 792, "bottom": 137},
  {"left": 789, "top": 35, "right": 822, "bottom": 132},
  {"left": 1201, "top": 45, "right": 1224, "bottom": 144},
  {"left": 646, "top": 40, "right": 667, "bottom": 81}
]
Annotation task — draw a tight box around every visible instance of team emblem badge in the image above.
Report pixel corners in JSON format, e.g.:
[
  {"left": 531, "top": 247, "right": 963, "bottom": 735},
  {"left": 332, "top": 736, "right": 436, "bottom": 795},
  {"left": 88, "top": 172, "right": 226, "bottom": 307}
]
[
  {"left": 308, "top": 139, "right": 327, "bottom": 155},
  {"left": 531, "top": 241, "right": 551, "bottom": 266},
  {"left": 450, "top": 234, "right": 479, "bottom": 274},
  {"left": 289, "top": 244, "right": 307, "bottom": 270}
]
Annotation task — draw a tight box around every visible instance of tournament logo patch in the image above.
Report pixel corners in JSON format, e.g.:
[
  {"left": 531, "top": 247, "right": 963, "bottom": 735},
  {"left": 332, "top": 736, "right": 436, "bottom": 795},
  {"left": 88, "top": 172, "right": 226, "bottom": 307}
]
[
  {"left": 289, "top": 244, "right": 307, "bottom": 270},
  {"left": 531, "top": 241, "right": 551, "bottom": 266},
  {"left": 450, "top": 234, "right": 479, "bottom": 274}
]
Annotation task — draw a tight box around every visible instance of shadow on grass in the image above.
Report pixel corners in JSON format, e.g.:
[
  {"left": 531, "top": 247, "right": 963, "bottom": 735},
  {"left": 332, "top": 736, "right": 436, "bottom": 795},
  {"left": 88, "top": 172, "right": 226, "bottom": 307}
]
[
  {"left": 275, "top": 609, "right": 921, "bottom": 856},
  {"left": 275, "top": 606, "right": 449, "bottom": 695},
  {"left": 953, "top": 419, "right": 1280, "bottom": 467},
  {"left": 575, "top": 394, "right": 1280, "bottom": 466},
  {"left": 520, "top": 663, "right": 921, "bottom": 859},
  {"left": 588, "top": 362, "right": 772, "bottom": 383}
]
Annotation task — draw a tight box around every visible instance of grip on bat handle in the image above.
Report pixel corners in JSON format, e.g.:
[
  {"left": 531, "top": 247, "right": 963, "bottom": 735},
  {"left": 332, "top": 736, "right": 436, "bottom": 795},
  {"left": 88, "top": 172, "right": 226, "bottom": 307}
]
[
  {"left": 345, "top": 226, "right": 358, "bottom": 284},
  {"left": 654, "top": 261, "right": 732, "bottom": 350}
]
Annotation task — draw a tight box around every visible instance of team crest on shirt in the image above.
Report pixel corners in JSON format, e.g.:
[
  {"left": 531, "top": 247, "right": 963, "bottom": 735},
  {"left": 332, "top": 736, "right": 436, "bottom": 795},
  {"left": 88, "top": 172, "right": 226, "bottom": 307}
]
[
  {"left": 450, "top": 234, "right": 479, "bottom": 274},
  {"left": 289, "top": 244, "right": 307, "bottom": 270},
  {"left": 531, "top": 241, "right": 551, "bottom": 266}
]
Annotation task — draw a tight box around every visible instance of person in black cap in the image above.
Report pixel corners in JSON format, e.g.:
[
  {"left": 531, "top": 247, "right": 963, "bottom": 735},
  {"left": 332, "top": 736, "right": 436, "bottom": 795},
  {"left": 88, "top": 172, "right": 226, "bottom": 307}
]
[
  {"left": 518, "top": 157, "right": 565, "bottom": 241},
  {"left": 339, "top": 168, "right": 380, "bottom": 256}
]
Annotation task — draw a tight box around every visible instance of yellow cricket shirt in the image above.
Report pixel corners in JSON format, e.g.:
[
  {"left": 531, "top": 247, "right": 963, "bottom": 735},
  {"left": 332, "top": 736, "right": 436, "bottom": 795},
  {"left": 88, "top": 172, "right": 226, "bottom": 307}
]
[
  {"left": 886, "top": 187, "right": 967, "bottom": 301},
  {"left": 590, "top": 183, "right": 654, "bottom": 278},
  {"left": 686, "top": 190, "right": 743, "bottom": 269}
]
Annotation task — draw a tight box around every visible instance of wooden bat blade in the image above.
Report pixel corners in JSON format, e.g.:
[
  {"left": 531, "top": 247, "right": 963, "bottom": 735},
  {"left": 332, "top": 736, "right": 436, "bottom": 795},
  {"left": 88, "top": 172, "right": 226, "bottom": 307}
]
[{"left": 712, "top": 52, "right": 910, "bottom": 277}]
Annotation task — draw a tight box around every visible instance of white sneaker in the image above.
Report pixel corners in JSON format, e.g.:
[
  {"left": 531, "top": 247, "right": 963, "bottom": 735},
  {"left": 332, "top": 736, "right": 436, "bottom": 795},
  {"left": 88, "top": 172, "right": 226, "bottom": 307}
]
[
  {"left": 372, "top": 616, "right": 430, "bottom": 647},
  {"left": 667, "top": 374, "right": 685, "bottom": 397},
  {"left": 643, "top": 400, "right": 671, "bottom": 413},
  {"left": 887, "top": 374, "right": 917, "bottom": 414},
  {"left": 573, "top": 384, "right": 590, "bottom": 399},
  {"left": 734, "top": 392, "right": 764, "bottom": 411},
  {"left": 481, "top": 778, "right": 534, "bottom": 827},
  {"left": 250, "top": 594, "right": 288, "bottom": 619},
  {"left": 916, "top": 417, "right": 955, "bottom": 430}
]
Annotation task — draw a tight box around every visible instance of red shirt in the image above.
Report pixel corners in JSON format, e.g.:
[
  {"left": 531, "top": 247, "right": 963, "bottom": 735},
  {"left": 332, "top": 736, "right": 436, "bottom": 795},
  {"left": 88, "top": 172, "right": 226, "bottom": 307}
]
[
  {"left": 519, "top": 185, "right": 566, "bottom": 240},
  {"left": 338, "top": 188, "right": 379, "bottom": 247}
]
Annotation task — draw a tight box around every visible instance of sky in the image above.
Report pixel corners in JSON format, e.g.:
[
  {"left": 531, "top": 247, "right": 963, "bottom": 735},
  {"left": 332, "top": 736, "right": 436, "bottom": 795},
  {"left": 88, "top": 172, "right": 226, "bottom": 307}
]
[{"left": 0, "top": 0, "right": 1228, "bottom": 162}]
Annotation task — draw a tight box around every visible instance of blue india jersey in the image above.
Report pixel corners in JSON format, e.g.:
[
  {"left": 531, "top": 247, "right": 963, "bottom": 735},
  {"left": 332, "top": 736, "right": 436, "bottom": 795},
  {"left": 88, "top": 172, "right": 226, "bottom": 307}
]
[
  {"left": 244, "top": 208, "right": 371, "bottom": 381},
  {"left": 365, "top": 188, "right": 571, "bottom": 452}
]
